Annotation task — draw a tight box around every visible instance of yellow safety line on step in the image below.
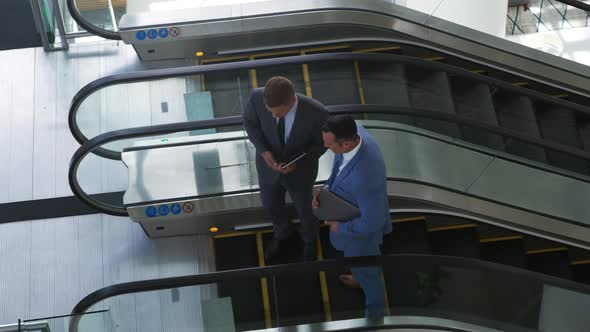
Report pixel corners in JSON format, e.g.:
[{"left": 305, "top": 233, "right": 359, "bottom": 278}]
[
  {"left": 470, "top": 69, "right": 487, "bottom": 74},
  {"left": 301, "top": 51, "right": 313, "bottom": 97},
  {"left": 355, "top": 46, "right": 401, "bottom": 53},
  {"left": 479, "top": 235, "right": 523, "bottom": 243},
  {"left": 512, "top": 82, "right": 529, "bottom": 86},
  {"left": 425, "top": 56, "right": 445, "bottom": 61},
  {"left": 381, "top": 272, "right": 391, "bottom": 316},
  {"left": 213, "top": 229, "right": 273, "bottom": 239},
  {"left": 200, "top": 74, "right": 206, "bottom": 92},
  {"left": 428, "top": 223, "right": 477, "bottom": 232},
  {"left": 252, "top": 49, "right": 300, "bottom": 59},
  {"left": 200, "top": 55, "right": 250, "bottom": 64},
  {"left": 392, "top": 216, "right": 426, "bottom": 224},
  {"left": 552, "top": 93, "right": 569, "bottom": 99},
  {"left": 353, "top": 61, "right": 366, "bottom": 105},
  {"left": 571, "top": 259, "right": 590, "bottom": 266},
  {"left": 303, "top": 44, "right": 351, "bottom": 53},
  {"left": 316, "top": 234, "right": 333, "bottom": 322},
  {"left": 249, "top": 56, "right": 258, "bottom": 89},
  {"left": 256, "top": 232, "right": 273, "bottom": 328},
  {"left": 526, "top": 247, "right": 567, "bottom": 255}
]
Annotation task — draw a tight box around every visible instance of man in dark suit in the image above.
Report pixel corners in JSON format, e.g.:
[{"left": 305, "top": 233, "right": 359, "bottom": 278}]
[
  {"left": 243, "top": 76, "right": 328, "bottom": 262},
  {"left": 314, "top": 115, "right": 392, "bottom": 320}
]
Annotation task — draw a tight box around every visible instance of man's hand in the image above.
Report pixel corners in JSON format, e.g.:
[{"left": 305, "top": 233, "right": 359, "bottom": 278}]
[
  {"left": 325, "top": 221, "right": 338, "bottom": 233},
  {"left": 312, "top": 189, "right": 320, "bottom": 209},
  {"left": 262, "top": 151, "right": 282, "bottom": 171},
  {"left": 279, "top": 163, "right": 297, "bottom": 175}
]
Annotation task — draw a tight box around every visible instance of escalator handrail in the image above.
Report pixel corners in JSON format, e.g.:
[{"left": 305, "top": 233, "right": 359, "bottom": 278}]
[
  {"left": 66, "top": 0, "right": 121, "bottom": 40},
  {"left": 68, "top": 253, "right": 590, "bottom": 332},
  {"left": 68, "top": 52, "right": 590, "bottom": 160},
  {"left": 69, "top": 105, "right": 590, "bottom": 216}
]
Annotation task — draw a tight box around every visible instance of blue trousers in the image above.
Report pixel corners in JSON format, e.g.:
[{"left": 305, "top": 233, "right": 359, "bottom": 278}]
[
  {"left": 331, "top": 231, "right": 386, "bottom": 319},
  {"left": 350, "top": 263, "right": 386, "bottom": 319}
]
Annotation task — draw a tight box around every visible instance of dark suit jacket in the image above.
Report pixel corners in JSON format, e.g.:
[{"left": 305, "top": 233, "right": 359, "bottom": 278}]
[{"left": 243, "top": 88, "right": 328, "bottom": 189}]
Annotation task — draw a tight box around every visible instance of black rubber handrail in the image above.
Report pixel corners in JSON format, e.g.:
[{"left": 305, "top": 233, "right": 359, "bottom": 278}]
[
  {"left": 68, "top": 253, "right": 590, "bottom": 332},
  {"left": 66, "top": 0, "right": 121, "bottom": 40},
  {"left": 68, "top": 105, "right": 590, "bottom": 216},
  {"left": 68, "top": 52, "right": 590, "bottom": 160}
]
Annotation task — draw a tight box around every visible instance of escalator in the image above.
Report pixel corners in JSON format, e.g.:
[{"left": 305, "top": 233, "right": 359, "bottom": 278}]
[
  {"left": 65, "top": 48, "right": 590, "bottom": 330},
  {"left": 68, "top": 251, "right": 590, "bottom": 332},
  {"left": 62, "top": 1, "right": 590, "bottom": 331}
]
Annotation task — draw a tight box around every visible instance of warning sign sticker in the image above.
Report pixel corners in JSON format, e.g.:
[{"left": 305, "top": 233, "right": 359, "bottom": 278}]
[{"left": 182, "top": 202, "right": 194, "bottom": 214}]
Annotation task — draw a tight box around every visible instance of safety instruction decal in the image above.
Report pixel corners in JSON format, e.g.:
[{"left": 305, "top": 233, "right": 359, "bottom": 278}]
[
  {"left": 145, "top": 206, "right": 157, "bottom": 218},
  {"left": 170, "top": 203, "right": 182, "bottom": 215},
  {"left": 182, "top": 202, "right": 194, "bottom": 214}
]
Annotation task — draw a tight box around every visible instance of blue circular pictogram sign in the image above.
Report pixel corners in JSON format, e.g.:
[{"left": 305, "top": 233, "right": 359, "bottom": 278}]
[
  {"left": 170, "top": 203, "right": 182, "bottom": 215},
  {"left": 159, "top": 28, "right": 169, "bottom": 38},
  {"left": 145, "top": 206, "right": 157, "bottom": 217},
  {"left": 136, "top": 30, "right": 147, "bottom": 40},
  {"left": 158, "top": 205, "right": 170, "bottom": 216},
  {"left": 147, "top": 29, "right": 158, "bottom": 39}
]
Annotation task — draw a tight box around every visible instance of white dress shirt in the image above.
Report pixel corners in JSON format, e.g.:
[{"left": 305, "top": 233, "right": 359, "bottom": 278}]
[{"left": 338, "top": 136, "right": 362, "bottom": 175}]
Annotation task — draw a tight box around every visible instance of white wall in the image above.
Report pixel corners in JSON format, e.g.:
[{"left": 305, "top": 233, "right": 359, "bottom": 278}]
[
  {"left": 401, "top": 0, "right": 508, "bottom": 37},
  {"left": 507, "top": 26, "right": 590, "bottom": 67},
  {"left": 0, "top": 41, "right": 214, "bottom": 330}
]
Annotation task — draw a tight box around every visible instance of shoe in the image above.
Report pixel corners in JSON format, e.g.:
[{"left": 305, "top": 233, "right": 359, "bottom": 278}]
[
  {"left": 338, "top": 274, "right": 361, "bottom": 289},
  {"left": 303, "top": 242, "right": 317, "bottom": 262},
  {"left": 264, "top": 238, "right": 282, "bottom": 264}
]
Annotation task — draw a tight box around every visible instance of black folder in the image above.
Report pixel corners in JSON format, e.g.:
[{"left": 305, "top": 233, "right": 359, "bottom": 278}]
[{"left": 312, "top": 187, "right": 361, "bottom": 221}]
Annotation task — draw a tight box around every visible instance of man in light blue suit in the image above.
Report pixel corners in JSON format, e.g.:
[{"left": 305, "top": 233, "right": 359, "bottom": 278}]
[{"left": 314, "top": 115, "right": 392, "bottom": 320}]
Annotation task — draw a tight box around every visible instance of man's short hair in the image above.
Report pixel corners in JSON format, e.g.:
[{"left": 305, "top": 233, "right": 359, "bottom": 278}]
[
  {"left": 322, "top": 115, "right": 358, "bottom": 142},
  {"left": 263, "top": 77, "right": 296, "bottom": 107}
]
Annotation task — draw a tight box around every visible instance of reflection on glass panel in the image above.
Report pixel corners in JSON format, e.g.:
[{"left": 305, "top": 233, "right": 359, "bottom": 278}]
[
  {"left": 74, "top": 73, "right": 250, "bottom": 152},
  {"left": 68, "top": 256, "right": 590, "bottom": 332},
  {"left": 75, "top": 0, "right": 120, "bottom": 31},
  {"left": 25, "top": 310, "right": 113, "bottom": 332}
]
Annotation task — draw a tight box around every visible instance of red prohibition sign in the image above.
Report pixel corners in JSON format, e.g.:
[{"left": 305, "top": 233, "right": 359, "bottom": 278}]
[
  {"left": 182, "top": 202, "right": 194, "bottom": 213},
  {"left": 169, "top": 27, "right": 181, "bottom": 37}
]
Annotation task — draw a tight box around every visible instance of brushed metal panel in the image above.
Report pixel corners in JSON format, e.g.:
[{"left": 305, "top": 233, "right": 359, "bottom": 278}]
[
  {"left": 29, "top": 219, "right": 56, "bottom": 319},
  {"left": 9, "top": 49, "right": 35, "bottom": 202},
  {"left": 0, "top": 50, "right": 13, "bottom": 203},
  {"left": 0, "top": 221, "right": 31, "bottom": 324},
  {"left": 33, "top": 50, "right": 57, "bottom": 200},
  {"left": 53, "top": 217, "right": 80, "bottom": 317},
  {"left": 78, "top": 215, "right": 104, "bottom": 303},
  {"left": 55, "top": 47, "right": 80, "bottom": 198},
  {"left": 76, "top": 44, "right": 102, "bottom": 197}
]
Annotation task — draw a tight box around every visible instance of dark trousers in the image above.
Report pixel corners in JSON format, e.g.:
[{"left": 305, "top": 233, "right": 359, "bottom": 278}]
[{"left": 259, "top": 179, "right": 318, "bottom": 244}]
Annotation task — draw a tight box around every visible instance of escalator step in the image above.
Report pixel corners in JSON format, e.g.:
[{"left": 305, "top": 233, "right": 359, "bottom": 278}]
[
  {"left": 493, "top": 91, "right": 547, "bottom": 163},
  {"left": 382, "top": 217, "right": 430, "bottom": 254},
  {"left": 254, "top": 63, "right": 306, "bottom": 95},
  {"left": 262, "top": 232, "right": 326, "bottom": 327},
  {"left": 406, "top": 67, "right": 461, "bottom": 138},
  {"left": 428, "top": 225, "right": 480, "bottom": 259},
  {"left": 480, "top": 238, "right": 527, "bottom": 269},
  {"left": 572, "top": 262, "right": 590, "bottom": 285},
  {"left": 308, "top": 61, "right": 360, "bottom": 105},
  {"left": 526, "top": 249, "right": 572, "bottom": 280},
  {"left": 204, "top": 70, "right": 252, "bottom": 118},
  {"left": 214, "top": 234, "right": 266, "bottom": 331},
  {"left": 358, "top": 61, "right": 413, "bottom": 125},
  {"left": 450, "top": 78, "right": 504, "bottom": 150},
  {"left": 535, "top": 104, "right": 588, "bottom": 174}
]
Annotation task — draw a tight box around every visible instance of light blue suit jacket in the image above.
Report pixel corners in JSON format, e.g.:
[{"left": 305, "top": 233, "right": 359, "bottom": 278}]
[{"left": 327, "top": 125, "right": 392, "bottom": 257}]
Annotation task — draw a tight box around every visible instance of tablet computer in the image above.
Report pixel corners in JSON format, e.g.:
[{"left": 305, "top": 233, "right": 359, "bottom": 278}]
[
  {"left": 313, "top": 188, "right": 361, "bottom": 221},
  {"left": 281, "top": 152, "right": 307, "bottom": 169}
]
